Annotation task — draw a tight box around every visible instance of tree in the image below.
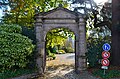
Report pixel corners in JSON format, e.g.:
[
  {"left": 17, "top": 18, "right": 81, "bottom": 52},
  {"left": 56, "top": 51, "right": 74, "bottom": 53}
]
[
  {"left": 46, "top": 28, "right": 74, "bottom": 50},
  {"left": 68, "top": 0, "right": 112, "bottom": 67},
  {"left": 93, "top": 0, "right": 120, "bottom": 66},
  {"left": 68, "top": 0, "right": 97, "bottom": 14},
  {"left": 99, "top": 0, "right": 120, "bottom": 66},
  {"left": 111, "top": 0, "right": 120, "bottom": 65},
  {"left": 69, "top": 0, "right": 120, "bottom": 66},
  {"left": 2, "top": 0, "right": 68, "bottom": 27},
  {"left": 68, "top": 0, "right": 111, "bottom": 39}
]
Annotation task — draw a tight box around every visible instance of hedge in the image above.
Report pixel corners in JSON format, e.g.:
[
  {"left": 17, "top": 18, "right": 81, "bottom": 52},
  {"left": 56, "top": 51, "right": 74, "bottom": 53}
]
[
  {"left": 0, "top": 24, "right": 22, "bottom": 33},
  {"left": 0, "top": 24, "right": 35, "bottom": 72}
]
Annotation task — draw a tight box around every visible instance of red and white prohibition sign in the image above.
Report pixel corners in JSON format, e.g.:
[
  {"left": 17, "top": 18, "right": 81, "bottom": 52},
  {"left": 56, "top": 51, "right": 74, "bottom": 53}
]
[
  {"left": 101, "top": 59, "right": 110, "bottom": 66},
  {"left": 102, "top": 51, "right": 110, "bottom": 59}
]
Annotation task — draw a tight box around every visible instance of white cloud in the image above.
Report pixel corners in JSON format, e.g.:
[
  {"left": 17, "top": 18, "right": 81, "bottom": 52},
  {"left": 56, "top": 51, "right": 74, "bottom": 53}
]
[
  {"left": 0, "top": 10, "right": 3, "bottom": 18},
  {"left": 94, "top": 0, "right": 108, "bottom": 4}
]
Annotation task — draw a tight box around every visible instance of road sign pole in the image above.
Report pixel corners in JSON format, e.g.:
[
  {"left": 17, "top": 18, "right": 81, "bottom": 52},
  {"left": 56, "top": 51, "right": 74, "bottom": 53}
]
[
  {"left": 102, "top": 43, "right": 111, "bottom": 76},
  {"left": 104, "top": 69, "right": 106, "bottom": 75}
]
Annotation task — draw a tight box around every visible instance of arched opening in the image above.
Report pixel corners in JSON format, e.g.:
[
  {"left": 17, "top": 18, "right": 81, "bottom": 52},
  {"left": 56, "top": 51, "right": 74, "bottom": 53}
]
[{"left": 45, "top": 27, "right": 76, "bottom": 71}]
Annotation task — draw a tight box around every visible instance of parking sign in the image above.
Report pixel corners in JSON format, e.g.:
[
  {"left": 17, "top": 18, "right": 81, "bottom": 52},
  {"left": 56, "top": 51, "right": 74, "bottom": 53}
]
[
  {"left": 101, "top": 59, "right": 110, "bottom": 66},
  {"left": 102, "top": 51, "right": 110, "bottom": 59}
]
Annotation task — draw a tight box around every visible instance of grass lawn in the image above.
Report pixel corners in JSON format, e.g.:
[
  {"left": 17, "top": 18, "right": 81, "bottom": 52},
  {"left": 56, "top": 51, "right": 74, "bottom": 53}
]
[
  {"left": 88, "top": 66, "right": 120, "bottom": 79},
  {"left": 0, "top": 68, "right": 35, "bottom": 79}
]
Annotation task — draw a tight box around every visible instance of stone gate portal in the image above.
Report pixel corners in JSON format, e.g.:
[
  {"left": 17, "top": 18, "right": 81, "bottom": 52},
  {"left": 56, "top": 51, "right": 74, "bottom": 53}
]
[{"left": 35, "top": 6, "right": 86, "bottom": 74}]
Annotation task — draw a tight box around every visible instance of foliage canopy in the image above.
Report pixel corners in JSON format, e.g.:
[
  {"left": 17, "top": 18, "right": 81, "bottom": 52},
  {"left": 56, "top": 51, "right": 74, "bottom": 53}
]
[{"left": 2, "top": 0, "right": 69, "bottom": 27}]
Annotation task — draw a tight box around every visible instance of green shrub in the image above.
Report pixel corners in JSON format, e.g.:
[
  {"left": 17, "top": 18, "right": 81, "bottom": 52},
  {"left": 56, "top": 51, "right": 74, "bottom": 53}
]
[
  {"left": 0, "top": 68, "right": 35, "bottom": 79},
  {"left": 64, "top": 47, "right": 74, "bottom": 53},
  {"left": 0, "top": 24, "right": 22, "bottom": 33},
  {"left": 47, "top": 46, "right": 57, "bottom": 54},
  {"left": 0, "top": 27, "right": 34, "bottom": 72},
  {"left": 22, "top": 26, "right": 36, "bottom": 44},
  {"left": 46, "top": 49, "right": 56, "bottom": 59},
  {"left": 92, "top": 69, "right": 120, "bottom": 79},
  {"left": 86, "top": 37, "right": 110, "bottom": 67}
]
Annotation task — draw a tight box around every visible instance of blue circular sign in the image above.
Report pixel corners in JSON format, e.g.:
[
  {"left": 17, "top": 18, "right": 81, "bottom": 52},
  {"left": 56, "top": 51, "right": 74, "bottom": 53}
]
[{"left": 103, "top": 43, "right": 111, "bottom": 51}]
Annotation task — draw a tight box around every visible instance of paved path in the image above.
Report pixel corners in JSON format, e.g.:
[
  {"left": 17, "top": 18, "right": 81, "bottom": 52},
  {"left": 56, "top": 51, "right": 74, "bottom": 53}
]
[
  {"left": 36, "top": 53, "right": 120, "bottom": 79},
  {"left": 37, "top": 65, "right": 100, "bottom": 79},
  {"left": 36, "top": 53, "right": 100, "bottom": 79},
  {"left": 46, "top": 53, "right": 75, "bottom": 66}
]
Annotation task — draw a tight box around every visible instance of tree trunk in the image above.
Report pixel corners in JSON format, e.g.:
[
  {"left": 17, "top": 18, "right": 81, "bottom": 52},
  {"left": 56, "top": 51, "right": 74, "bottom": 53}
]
[{"left": 111, "top": 0, "right": 120, "bottom": 66}]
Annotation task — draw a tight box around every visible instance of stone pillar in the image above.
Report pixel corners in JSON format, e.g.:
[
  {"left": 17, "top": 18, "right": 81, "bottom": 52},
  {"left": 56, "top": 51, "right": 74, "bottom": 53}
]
[
  {"left": 76, "top": 16, "right": 87, "bottom": 73},
  {"left": 35, "top": 15, "right": 45, "bottom": 74}
]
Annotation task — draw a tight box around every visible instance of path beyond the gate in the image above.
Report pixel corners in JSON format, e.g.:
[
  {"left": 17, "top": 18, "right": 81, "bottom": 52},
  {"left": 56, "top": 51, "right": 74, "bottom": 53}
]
[{"left": 46, "top": 53, "right": 75, "bottom": 66}]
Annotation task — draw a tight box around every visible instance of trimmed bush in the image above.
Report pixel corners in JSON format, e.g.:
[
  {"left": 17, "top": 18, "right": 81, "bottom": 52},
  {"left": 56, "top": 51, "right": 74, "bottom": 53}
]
[
  {"left": 0, "top": 24, "right": 22, "bottom": 33},
  {"left": 0, "top": 24, "right": 35, "bottom": 72},
  {"left": 0, "top": 31, "right": 34, "bottom": 71}
]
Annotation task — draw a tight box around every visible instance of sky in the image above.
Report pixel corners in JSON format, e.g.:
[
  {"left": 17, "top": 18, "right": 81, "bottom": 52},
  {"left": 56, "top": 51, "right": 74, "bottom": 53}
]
[
  {"left": 0, "top": 10, "right": 2, "bottom": 20},
  {"left": 94, "top": 0, "right": 108, "bottom": 4},
  {"left": 0, "top": 10, "right": 2, "bottom": 16}
]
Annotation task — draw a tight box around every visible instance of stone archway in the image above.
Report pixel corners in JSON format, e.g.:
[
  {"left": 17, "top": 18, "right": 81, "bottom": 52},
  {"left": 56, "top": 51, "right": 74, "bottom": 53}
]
[{"left": 34, "top": 6, "right": 86, "bottom": 74}]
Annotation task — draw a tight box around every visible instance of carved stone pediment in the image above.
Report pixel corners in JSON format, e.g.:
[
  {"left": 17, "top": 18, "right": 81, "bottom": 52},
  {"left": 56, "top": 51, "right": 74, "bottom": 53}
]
[{"left": 39, "top": 7, "right": 82, "bottom": 19}]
